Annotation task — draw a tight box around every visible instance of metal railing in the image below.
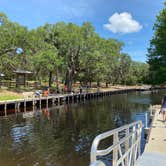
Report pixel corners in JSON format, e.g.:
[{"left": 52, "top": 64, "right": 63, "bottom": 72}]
[{"left": 90, "top": 121, "right": 142, "bottom": 166}]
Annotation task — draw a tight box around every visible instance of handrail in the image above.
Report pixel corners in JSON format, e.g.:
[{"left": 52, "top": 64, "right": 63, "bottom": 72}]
[{"left": 90, "top": 121, "right": 142, "bottom": 166}]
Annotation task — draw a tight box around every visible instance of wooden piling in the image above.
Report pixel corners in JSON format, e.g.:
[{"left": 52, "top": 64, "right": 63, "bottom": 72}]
[{"left": 0, "top": 87, "right": 155, "bottom": 113}]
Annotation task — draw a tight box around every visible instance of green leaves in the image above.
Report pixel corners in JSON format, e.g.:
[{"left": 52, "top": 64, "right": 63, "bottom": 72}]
[
  {"left": 147, "top": 3, "right": 166, "bottom": 84},
  {"left": 32, "top": 45, "right": 62, "bottom": 72},
  {"left": 0, "top": 12, "right": 149, "bottom": 87}
]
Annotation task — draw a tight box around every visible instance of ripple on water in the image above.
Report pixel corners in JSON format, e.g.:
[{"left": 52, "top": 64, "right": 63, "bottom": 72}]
[{"left": 0, "top": 90, "right": 166, "bottom": 166}]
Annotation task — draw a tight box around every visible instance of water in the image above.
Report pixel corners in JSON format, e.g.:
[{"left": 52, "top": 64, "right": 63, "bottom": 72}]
[{"left": 0, "top": 90, "right": 165, "bottom": 166}]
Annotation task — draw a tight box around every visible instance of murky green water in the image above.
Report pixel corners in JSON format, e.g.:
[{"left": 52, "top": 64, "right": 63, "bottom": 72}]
[{"left": 0, "top": 90, "right": 165, "bottom": 166}]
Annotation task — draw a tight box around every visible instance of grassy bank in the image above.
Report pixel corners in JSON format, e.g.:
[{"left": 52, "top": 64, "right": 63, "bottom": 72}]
[
  {"left": 0, "top": 90, "right": 22, "bottom": 101},
  {"left": 0, "top": 85, "right": 152, "bottom": 102}
]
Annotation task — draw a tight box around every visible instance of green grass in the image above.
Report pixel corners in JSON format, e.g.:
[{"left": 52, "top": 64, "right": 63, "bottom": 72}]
[{"left": 0, "top": 96, "right": 21, "bottom": 101}]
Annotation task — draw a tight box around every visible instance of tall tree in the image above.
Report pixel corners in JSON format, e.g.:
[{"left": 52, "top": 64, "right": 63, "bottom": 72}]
[
  {"left": 0, "top": 12, "right": 150, "bottom": 87},
  {"left": 147, "top": 2, "right": 166, "bottom": 84},
  {"left": 28, "top": 26, "right": 63, "bottom": 87},
  {"left": 126, "top": 61, "right": 149, "bottom": 85},
  {"left": 0, "top": 12, "right": 29, "bottom": 77},
  {"left": 101, "top": 39, "right": 123, "bottom": 86},
  {"left": 32, "top": 46, "right": 62, "bottom": 87}
]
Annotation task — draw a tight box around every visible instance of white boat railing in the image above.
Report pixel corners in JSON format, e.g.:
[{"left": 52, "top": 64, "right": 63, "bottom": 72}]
[{"left": 90, "top": 121, "right": 142, "bottom": 166}]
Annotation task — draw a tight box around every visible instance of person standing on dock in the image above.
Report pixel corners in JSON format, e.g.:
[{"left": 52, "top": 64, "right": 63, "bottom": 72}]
[
  {"left": 160, "top": 95, "right": 166, "bottom": 122},
  {"left": 43, "top": 87, "right": 50, "bottom": 97},
  {"left": 64, "top": 84, "right": 67, "bottom": 94}
]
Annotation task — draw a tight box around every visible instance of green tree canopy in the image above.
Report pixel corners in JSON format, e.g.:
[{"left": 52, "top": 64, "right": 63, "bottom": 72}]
[
  {"left": 0, "top": 12, "right": 150, "bottom": 88},
  {"left": 147, "top": 2, "right": 166, "bottom": 84}
]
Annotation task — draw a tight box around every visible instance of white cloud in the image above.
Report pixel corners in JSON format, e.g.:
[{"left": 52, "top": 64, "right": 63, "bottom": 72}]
[{"left": 104, "top": 12, "right": 142, "bottom": 34}]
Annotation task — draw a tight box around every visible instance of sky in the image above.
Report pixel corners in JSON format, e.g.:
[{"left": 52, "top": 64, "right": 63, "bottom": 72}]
[{"left": 0, "top": 0, "right": 165, "bottom": 62}]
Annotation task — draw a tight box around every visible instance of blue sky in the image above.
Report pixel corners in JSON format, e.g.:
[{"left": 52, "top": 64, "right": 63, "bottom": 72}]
[{"left": 0, "top": 0, "right": 165, "bottom": 62}]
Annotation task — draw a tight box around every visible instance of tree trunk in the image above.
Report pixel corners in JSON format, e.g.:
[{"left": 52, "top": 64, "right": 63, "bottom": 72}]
[
  {"left": 106, "top": 82, "right": 109, "bottom": 88},
  {"left": 65, "top": 67, "right": 74, "bottom": 92},
  {"left": 49, "top": 71, "right": 53, "bottom": 87},
  {"left": 35, "top": 71, "right": 40, "bottom": 88},
  {"left": 56, "top": 68, "right": 59, "bottom": 87},
  {"left": 97, "top": 81, "right": 100, "bottom": 87},
  {"left": 90, "top": 81, "right": 92, "bottom": 88}
]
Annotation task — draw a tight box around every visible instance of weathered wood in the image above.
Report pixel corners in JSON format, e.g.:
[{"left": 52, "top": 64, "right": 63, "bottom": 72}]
[{"left": 0, "top": 87, "right": 153, "bottom": 112}]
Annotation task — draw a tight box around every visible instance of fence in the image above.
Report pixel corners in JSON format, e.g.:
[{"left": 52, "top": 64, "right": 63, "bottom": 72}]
[{"left": 90, "top": 121, "right": 142, "bottom": 166}]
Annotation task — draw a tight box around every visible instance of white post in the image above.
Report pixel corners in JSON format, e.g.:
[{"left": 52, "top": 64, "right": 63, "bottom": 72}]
[
  {"left": 113, "top": 132, "right": 118, "bottom": 166},
  {"left": 145, "top": 112, "right": 148, "bottom": 129}
]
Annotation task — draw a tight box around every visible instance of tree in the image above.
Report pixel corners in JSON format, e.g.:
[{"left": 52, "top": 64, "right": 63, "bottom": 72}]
[
  {"left": 28, "top": 26, "right": 64, "bottom": 87},
  {"left": 147, "top": 2, "right": 166, "bottom": 84},
  {"left": 32, "top": 46, "right": 63, "bottom": 87},
  {"left": 126, "top": 62, "right": 149, "bottom": 85},
  {"left": 77, "top": 30, "right": 104, "bottom": 86},
  {"left": 61, "top": 23, "right": 85, "bottom": 92},
  {"left": 102, "top": 39, "right": 123, "bottom": 86},
  {"left": 0, "top": 12, "right": 29, "bottom": 77},
  {"left": 0, "top": 12, "right": 150, "bottom": 88},
  {"left": 52, "top": 22, "right": 99, "bottom": 91},
  {"left": 118, "top": 53, "right": 132, "bottom": 84}
]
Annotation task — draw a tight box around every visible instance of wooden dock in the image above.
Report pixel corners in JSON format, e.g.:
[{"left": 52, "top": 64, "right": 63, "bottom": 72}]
[
  {"left": 136, "top": 105, "right": 166, "bottom": 166},
  {"left": 0, "top": 88, "right": 150, "bottom": 114}
]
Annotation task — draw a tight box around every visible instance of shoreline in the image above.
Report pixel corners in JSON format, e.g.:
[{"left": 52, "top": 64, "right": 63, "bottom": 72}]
[
  {"left": 0, "top": 84, "right": 156, "bottom": 102},
  {"left": 0, "top": 86, "right": 165, "bottom": 114},
  {"left": 0, "top": 84, "right": 165, "bottom": 102}
]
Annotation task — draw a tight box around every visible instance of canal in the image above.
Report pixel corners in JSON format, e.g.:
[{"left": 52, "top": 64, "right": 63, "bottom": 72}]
[{"left": 0, "top": 90, "right": 165, "bottom": 166}]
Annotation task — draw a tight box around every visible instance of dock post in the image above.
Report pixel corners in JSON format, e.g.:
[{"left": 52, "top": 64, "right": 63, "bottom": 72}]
[
  {"left": 24, "top": 99, "right": 26, "bottom": 108},
  {"left": 39, "top": 99, "right": 42, "bottom": 110},
  {"left": 52, "top": 97, "right": 55, "bottom": 106},
  {"left": 58, "top": 97, "right": 60, "bottom": 105},
  {"left": 39, "top": 97, "right": 41, "bottom": 107},
  {"left": 15, "top": 103, "right": 17, "bottom": 110},
  {"left": 33, "top": 98, "right": 35, "bottom": 106},
  {"left": 4, "top": 102, "right": 7, "bottom": 112},
  {"left": 46, "top": 97, "right": 48, "bottom": 108},
  {"left": 125, "top": 127, "right": 129, "bottom": 165},
  {"left": 18, "top": 103, "right": 20, "bottom": 112},
  {"left": 5, "top": 109, "right": 7, "bottom": 117},
  {"left": 112, "top": 132, "right": 118, "bottom": 166},
  {"left": 144, "top": 112, "right": 150, "bottom": 136},
  {"left": 24, "top": 106, "right": 26, "bottom": 112},
  {"left": 4, "top": 103, "right": 7, "bottom": 117},
  {"left": 131, "top": 126, "right": 136, "bottom": 165},
  {"left": 145, "top": 112, "right": 148, "bottom": 129},
  {"left": 33, "top": 105, "right": 35, "bottom": 112},
  {"left": 138, "top": 123, "right": 141, "bottom": 157}
]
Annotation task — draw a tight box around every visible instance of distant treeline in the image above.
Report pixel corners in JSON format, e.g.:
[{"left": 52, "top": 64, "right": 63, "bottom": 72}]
[{"left": 0, "top": 12, "right": 149, "bottom": 91}]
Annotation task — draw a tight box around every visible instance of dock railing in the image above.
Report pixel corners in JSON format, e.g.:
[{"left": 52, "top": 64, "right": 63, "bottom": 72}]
[{"left": 90, "top": 121, "right": 142, "bottom": 166}]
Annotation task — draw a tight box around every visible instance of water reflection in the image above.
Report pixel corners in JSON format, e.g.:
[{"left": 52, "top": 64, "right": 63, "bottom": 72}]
[{"left": 0, "top": 90, "right": 166, "bottom": 166}]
